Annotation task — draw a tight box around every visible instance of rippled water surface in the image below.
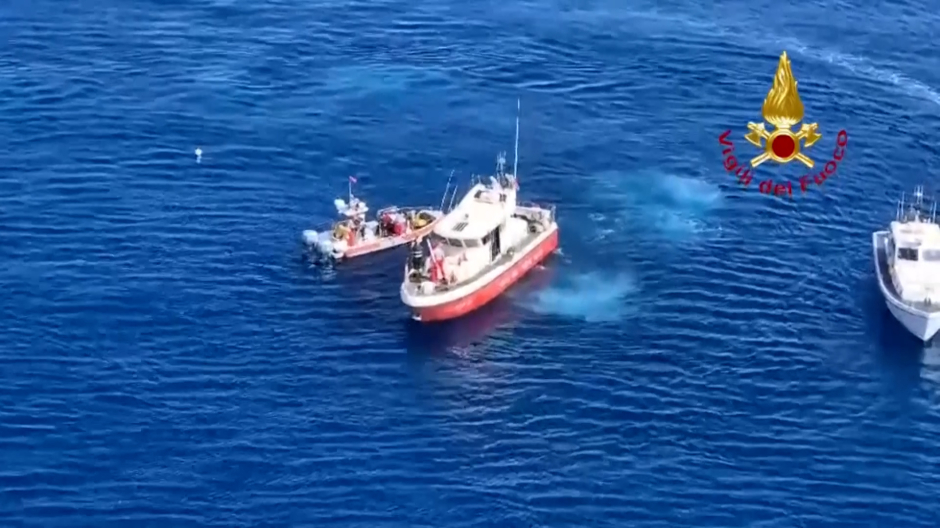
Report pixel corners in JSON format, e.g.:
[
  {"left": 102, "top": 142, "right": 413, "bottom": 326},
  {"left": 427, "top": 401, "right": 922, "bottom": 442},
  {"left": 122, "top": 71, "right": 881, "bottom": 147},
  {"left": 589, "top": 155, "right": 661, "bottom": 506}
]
[{"left": 2, "top": 0, "right": 940, "bottom": 526}]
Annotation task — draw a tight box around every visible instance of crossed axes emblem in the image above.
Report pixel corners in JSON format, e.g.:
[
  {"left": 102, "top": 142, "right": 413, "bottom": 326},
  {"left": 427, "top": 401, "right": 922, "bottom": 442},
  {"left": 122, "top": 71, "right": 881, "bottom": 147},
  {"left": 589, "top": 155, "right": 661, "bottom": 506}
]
[{"left": 744, "top": 122, "right": 822, "bottom": 168}]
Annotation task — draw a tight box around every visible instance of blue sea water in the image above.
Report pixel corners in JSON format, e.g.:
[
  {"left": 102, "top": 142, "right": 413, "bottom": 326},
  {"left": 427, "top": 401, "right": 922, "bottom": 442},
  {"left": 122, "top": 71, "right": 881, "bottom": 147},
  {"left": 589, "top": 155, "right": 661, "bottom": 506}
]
[{"left": 2, "top": 0, "right": 940, "bottom": 526}]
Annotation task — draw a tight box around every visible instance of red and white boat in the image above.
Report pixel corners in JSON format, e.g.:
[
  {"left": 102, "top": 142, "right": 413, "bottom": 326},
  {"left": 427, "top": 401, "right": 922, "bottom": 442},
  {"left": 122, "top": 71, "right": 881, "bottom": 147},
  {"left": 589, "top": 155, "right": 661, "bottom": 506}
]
[
  {"left": 303, "top": 176, "right": 443, "bottom": 263},
  {"left": 400, "top": 104, "right": 559, "bottom": 322}
]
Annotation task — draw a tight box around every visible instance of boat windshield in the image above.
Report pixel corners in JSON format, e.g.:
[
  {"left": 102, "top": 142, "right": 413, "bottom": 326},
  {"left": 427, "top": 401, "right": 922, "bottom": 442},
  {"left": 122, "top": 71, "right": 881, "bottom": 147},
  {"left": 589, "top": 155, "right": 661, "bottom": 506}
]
[
  {"left": 922, "top": 249, "right": 940, "bottom": 262},
  {"left": 898, "top": 247, "right": 919, "bottom": 261},
  {"left": 429, "top": 233, "right": 464, "bottom": 248}
]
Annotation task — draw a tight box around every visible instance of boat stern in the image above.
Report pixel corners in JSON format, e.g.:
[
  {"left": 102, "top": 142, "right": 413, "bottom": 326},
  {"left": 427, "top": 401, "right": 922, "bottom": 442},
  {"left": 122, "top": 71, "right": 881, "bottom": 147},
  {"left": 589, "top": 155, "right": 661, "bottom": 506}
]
[
  {"left": 885, "top": 302, "right": 940, "bottom": 341},
  {"left": 302, "top": 229, "right": 346, "bottom": 261},
  {"left": 400, "top": 276, "right": 460, "bottom": 321},
  {"left": 400, "top": 279, "right": 436, "bottom": 308}
]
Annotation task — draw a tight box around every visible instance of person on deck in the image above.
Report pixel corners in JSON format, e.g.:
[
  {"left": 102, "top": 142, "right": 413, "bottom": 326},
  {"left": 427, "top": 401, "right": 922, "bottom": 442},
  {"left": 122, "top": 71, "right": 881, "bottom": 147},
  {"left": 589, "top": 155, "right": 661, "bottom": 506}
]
[
  {"left": 430, "top": 242, "right": 446, "bottom": 283},
  {"left": 379, "top": 212, "right": 391, "bottom": 236}
]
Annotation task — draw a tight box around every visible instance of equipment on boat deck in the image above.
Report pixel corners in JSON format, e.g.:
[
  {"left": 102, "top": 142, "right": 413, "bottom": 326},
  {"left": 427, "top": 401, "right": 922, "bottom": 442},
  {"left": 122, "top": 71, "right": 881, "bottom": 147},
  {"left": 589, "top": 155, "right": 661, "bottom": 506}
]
[
  {"left": 408, "top": 240, "right": 426, "bottom": 280},
  {"left": 302, "top": 176, "right": 445, "bottom": 264},
  {"left": 399, "top": 98, "right": 560, "bottom": 322},
  {"left": 412, "top": 213, "right": 431, "bottom": 229}
]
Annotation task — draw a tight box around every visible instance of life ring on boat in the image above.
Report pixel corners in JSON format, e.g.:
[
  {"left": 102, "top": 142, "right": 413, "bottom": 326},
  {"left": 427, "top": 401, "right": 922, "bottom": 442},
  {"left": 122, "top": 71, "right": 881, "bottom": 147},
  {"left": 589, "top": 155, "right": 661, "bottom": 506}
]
[{"left": 417, "top": 211, "right": 437, "bottom": 228}]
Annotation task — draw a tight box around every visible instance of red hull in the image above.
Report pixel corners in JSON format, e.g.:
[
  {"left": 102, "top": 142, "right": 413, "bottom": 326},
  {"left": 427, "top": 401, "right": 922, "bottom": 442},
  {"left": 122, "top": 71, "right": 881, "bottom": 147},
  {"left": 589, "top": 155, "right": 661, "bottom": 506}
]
[{"left": 413, "top": 229, "right": 559, "bottom": 322}]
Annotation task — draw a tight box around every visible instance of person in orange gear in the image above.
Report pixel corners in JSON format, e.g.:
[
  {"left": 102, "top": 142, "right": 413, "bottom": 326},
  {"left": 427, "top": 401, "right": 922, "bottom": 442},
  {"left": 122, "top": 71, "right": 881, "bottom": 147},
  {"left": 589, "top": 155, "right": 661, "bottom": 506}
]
[
  {"left": 429, "top": 242, "right": 445, "bottom": 282},
  {"left": 347, "top": 219, "right": 360, "bottom": 246}
]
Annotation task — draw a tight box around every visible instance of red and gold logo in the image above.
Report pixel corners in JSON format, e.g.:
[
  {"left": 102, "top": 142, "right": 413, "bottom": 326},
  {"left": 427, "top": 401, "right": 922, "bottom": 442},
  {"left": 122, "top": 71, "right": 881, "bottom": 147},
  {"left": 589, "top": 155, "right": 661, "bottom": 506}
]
[{"left": 719, "top": 51, "right": 848, "bottom": 198}]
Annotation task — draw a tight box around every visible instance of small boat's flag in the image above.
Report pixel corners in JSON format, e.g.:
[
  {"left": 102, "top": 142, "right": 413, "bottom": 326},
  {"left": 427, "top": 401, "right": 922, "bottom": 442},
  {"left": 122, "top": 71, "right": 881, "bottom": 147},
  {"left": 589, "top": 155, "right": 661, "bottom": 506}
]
[{"left": 349, "top": 175, "right": 357, "bottom": 183}]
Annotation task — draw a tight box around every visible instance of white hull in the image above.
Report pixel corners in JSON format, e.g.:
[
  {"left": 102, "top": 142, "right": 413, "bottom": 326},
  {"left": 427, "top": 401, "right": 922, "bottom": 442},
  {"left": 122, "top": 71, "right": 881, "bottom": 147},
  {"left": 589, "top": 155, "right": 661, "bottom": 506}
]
[
  {"left": 872, "top": 231, "right": 940, "bottom": 341},
  {"left": 884, "top": 301, "right": 940, "bottom": 341}
]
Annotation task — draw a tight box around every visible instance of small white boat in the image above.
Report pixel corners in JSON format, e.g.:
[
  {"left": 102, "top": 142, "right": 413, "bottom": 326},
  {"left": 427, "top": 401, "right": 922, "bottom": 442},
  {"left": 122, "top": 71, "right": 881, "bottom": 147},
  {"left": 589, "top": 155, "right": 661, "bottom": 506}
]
[
  {"left": 872, "top": 185, "right": 940, "bottom": 342},
  {"left": 303, "top": 179, "right": 442, "bottom": 263},
  {"left": 400, "top": 101, "right": 559, "bottom": 322}
]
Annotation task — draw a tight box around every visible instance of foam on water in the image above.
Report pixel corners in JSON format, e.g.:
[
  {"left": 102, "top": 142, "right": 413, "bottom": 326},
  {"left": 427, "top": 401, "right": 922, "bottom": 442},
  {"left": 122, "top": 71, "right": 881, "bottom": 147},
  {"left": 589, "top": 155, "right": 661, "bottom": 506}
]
[
  {"left": 537, "top": 3, "right": 940, "bottom": 109},
  {"left": 588, "top": 170, "right": 722, "bottom": 239},
  {"left": 321, "top": 64, "right": 451, "bottom": 100},
  {"left": 778, "top": 38, "right": 940, "bottom": 108},
  {"left": 524, "top": 271, "right": 637, "bottom": 322},
  {"left": 641, "top": 7, "right": 940, "bottom": 109}
]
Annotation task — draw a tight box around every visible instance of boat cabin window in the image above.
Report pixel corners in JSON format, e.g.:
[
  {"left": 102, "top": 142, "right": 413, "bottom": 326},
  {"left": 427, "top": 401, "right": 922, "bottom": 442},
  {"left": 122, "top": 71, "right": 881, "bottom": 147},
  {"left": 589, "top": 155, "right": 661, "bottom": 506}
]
[
  {"left": 473, "top": 189, "right": 505, "bottom": 203},
  {"left": 921, "top": 249, "right": 940, "bottom": 262},
  {"left": 429, "top": 233, "right": 464, "bottom": 247},
  {"left": 462, "top": 239, "right": 480, "bottom": 248},
  {"left": 897, "top": 247, "right": 919, "bottom": 261}
]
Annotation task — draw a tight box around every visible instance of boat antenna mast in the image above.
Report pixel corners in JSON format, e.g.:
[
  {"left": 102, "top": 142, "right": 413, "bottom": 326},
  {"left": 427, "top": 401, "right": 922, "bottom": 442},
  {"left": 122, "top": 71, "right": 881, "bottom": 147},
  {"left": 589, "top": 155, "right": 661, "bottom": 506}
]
[
  {"left": 512, "top": 98, "right": 520, "bottom": 184},
  {"left": 440, "top": 170, "right": 455, "bottom": 212},
  {"left": 916, "top": 185, "right": 940, "bottom": 223},
  {"left": 897, "top": 185, "right": 938, "bottom": 224},
  {"left": 912, "top": 185, "right": 925, "bottom": 222}
]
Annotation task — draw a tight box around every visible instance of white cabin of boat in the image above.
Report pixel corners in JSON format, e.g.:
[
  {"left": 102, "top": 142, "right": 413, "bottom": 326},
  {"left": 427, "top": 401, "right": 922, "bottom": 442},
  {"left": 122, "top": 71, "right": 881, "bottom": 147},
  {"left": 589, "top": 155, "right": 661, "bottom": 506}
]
[
  {"left": 887, "top": 219, "right": 940, "bottom": 306},
  {"left": 425, "top": 175, "right": 523, "bottom": 283},
  {"left": 402, "top": 99, "right": 556, "bottom": 295},
  {"left": 407, "top": 158, "right": 553, "bottom": 290}
]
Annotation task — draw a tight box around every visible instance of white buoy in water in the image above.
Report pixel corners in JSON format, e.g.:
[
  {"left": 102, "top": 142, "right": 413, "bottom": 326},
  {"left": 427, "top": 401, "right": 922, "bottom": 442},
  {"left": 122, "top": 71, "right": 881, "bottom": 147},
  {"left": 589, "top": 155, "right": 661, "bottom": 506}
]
[{"left": 195, "top": 147, "right": 203, "bottom": 163}]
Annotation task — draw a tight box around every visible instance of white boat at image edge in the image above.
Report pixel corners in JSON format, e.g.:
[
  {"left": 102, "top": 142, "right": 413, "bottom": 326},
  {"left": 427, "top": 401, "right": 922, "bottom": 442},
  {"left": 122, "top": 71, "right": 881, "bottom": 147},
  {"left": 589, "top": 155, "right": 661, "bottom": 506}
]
[
  {"left": 302, "top": 176, "right": 443, "bottom": 263},
  {"left": 400, "top": 101, "right": 560, "bottom": 322},
  {"left": 872, "top": 185, "right": 940, "bottom": 342}
]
